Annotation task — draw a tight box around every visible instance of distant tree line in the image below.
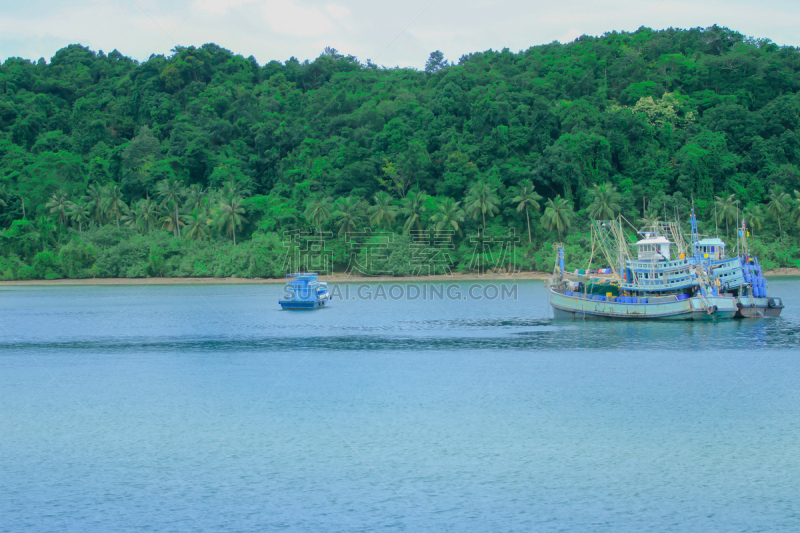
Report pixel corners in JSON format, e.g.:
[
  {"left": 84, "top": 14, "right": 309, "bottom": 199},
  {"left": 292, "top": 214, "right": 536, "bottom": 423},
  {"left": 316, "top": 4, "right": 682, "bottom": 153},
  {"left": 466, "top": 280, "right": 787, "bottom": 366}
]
[{"left": 1, "top": 25, "right": 799, "bottom": 279}]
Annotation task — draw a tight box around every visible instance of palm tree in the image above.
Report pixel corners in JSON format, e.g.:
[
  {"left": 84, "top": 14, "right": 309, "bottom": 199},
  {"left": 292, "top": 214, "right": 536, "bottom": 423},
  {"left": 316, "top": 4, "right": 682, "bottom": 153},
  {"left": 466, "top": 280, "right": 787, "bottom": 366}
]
[
  {"left": 400, "top": 190, "right": 428, "bottom": 234},
  {"left": 333, "top": 196, "right": 364, "bottom": 237},
  {"left": 304, "top": 196, "right": 334, "bottom": 235},
  {"left": 159, "top": 206, "right": 186, "bottom": 236},
  {"left": 766, "top": 187, "right": 791, "bottom": 233},
  {"left": 430, "top": 197, "right": 465, "bottom": 243},
  {"left": 156, "top": 177, "right": 185, "bottom": 237},
  {"left": 792, "top": 190, "right": 800, "bottom": 229},
  {"left": 464, "top": 180, "right": 500, "bottom": 230},
  {"left": 587, "top": 182, "right": 622, "bottom": 221},
  {"left": 122, "top": 200, "right": 158, "bottom": 234},
  {"left": 137, "top": 198, "right": 159, "bottom": 234},
  {"left": 368, "top": 191, "right": 398, "bottom": 229},
  {"left": 67, "top": 201, "right": 90, "bottom": 233},
  {"left": 639, "top": 209, "right": 661, "bottom": 230},
  {"left": 216, "top": 197, "right": 248, "bottom": 245},
  {"left": 220, "top": 180, "right": 251, "bottom": 201},
  {"left": 184, "top": 210, "right": 211, "bottom": 241},
  {"left": 541, "top": 196, "right": 574, "bottom": 241},
  {"left": 185, "top": 184, "right": 209, "bottom": 212},
  {"left": 103, "top": 184, "right": 128, "bottom": 228},
  {"left": 83, "top": 184, "right": 105, "bottom": 224},
  {"left": 714, "top": 193, "right": 739, "bottom": 237},
  {"left": 509, "top": 180, "right": 542, "bottom": 243},
  {"left": 743, "top": 204, "right": 765, "bottom": 234},
  {"left": 121, "top": 203, "right": 139, "bottom": 231},
  {"left": 46, "top": 191, "right": 71, "bottom": 226}
]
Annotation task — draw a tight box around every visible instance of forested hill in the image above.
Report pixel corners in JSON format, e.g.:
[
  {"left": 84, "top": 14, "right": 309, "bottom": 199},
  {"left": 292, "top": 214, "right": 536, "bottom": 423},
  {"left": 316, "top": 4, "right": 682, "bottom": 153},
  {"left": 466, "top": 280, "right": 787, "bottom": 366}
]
[{"left": 1, "top": 25, "right": 799, "bottom": 280}]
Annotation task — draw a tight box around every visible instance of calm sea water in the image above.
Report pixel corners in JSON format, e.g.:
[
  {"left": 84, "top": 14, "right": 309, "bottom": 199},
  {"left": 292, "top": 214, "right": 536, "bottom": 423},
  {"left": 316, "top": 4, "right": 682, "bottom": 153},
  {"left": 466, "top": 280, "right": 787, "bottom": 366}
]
[{"left": 1, "top": 278, "right": 799, "bottom": 532}]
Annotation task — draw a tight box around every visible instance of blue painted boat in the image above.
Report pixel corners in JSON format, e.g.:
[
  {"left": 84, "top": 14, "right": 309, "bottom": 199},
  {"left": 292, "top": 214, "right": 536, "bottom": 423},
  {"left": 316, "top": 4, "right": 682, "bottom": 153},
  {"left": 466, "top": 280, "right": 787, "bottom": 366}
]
[
  {"left": 687, "top": 212, "right": 784, "bottom": 318},
  {"left": 549, "top": 219, "right": 737, "bottom": 321},
  {"left": 279, "top": 273, "right": 329, "bottom": 310}
]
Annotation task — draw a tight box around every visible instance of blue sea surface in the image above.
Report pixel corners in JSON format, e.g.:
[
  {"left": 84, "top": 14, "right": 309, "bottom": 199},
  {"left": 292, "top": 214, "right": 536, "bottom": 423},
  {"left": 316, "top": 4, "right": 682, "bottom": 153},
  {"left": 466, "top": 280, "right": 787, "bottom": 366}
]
[{"left": 1, "top": 279, "right": 799, "bottom": 532}]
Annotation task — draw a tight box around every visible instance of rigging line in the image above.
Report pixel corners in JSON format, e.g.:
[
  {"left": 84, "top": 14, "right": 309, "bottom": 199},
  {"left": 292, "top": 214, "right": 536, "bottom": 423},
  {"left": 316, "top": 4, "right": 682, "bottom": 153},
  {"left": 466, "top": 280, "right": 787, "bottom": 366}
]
[
  {"left": 372, "top": 0, "right": 438, "bottom": 63},
  {"left": 131, "top": 0, "right": 177, "bottom": 45},
  {"left": 148, "top": 0, "right": 210, "bottom": 57}
]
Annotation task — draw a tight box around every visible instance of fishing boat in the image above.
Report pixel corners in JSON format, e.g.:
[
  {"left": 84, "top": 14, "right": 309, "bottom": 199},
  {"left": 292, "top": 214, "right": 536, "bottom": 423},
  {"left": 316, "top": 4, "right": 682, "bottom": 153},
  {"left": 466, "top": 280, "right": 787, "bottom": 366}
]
[
  {"left": 688, "top": 212, "right": 784, "bottom": 317},
  {"left": 548, "top": 219, "right": 738, "bottom": 320},
  {"left": 279, "top": 273, "right": 329, "bottom": 309}
]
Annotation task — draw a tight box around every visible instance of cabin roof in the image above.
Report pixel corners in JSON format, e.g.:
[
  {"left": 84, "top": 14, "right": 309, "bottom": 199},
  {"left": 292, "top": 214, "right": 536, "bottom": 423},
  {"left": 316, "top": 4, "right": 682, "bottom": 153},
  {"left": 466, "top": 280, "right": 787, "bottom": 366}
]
[
  {"left": 636, "top": 235, "right": 670, "bottom": 245},
  {"left": 696, "top": 238, "right": 725, "bottom": 246}
]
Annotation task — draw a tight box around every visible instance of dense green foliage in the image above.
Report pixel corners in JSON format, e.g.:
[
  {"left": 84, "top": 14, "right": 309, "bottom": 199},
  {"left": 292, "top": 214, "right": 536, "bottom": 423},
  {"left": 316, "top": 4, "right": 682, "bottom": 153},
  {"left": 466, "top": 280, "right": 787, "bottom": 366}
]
[{"left": 2, "top": 26, "right": 800, "bottom": 279}]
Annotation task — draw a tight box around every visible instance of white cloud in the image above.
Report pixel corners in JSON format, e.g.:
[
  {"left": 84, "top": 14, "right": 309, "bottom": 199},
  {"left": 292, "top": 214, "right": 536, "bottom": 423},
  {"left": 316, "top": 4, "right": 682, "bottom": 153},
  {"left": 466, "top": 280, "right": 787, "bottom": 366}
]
[
  {"left": 2, "top": 0, "right": 800, "bottom": 69},
  {"left": 196, "top": 0, "right": 261, "bottom": 16},
  {"left": 558, "top": 28, "right": 583, "bottom": 44},
  {"left": 325, "top": 3, "right": 351, "bottom": 20},
  {"left": 261, "top": 0, "right": 334, "bottom": 37}
]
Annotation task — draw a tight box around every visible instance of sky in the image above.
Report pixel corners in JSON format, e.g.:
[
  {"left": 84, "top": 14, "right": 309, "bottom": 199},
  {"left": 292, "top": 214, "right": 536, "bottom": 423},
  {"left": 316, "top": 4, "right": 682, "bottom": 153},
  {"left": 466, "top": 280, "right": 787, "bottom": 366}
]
[{"left": 1, "top": 0, "right": 800, "bottom": 69}]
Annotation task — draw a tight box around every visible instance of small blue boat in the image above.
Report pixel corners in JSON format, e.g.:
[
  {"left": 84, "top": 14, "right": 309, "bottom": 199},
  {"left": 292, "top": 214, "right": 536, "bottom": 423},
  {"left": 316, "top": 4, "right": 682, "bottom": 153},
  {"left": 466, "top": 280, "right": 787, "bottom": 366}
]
[{"left": 279, "top": 273, "right": 329, "bottom": 310}]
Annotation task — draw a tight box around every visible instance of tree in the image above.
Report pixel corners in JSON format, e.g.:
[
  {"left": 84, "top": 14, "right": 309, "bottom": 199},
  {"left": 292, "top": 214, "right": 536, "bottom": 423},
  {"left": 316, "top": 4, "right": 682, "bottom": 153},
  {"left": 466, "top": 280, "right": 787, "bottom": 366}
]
[
  {"left": 639, "top": 209, "right": 661, "bottom": 229},
  {"left": 216, "top": 197, "right": 247, "bottom": 245},
  {"left": 714, "top": 193, "right": 739, "bottom": 237},
  {"left": 46, "top": 191, "right": 70, "bottom": 226},
  {"left": 137, "top": 198, "right": 159, "bottom": 234},
  {"left": 156, "top": 177, "right": 185, "bottom": 236},
  {"left": 587, "top": 182, "right": 621, "bottom": 221},
  {"left": 380, "top": 160, "right": 411, "bottom": 198},
  {"left": 333, "top": 196, "right": 364, "bottom": 237},
  {"left": 400, "top": 190, "right": 428, "bottom": 234},
  {"left": 425, "top": 51, "right": 449, "bottom": 73},
  {"left": 184, "top": 210, "right": 211, "bottom": 241},
  {"left": 368, "top": 191, "right": 398, "bottom": 229},
  {"left": 464, "top": 181, "right": 500, "bottom": 230},
  {"left": 430, "top": 197, "right": 465, "bottom": 242},
  {"left": 541, "top": 196, "right": 574, "bottom": 241},
  {"left": 743, "top": 204, "right": 765, "bottom": 234},
  {"left": 220, "top": 179, "right": 251, "bottom": 201},
  {"left": 159, "top": 206, "right": 186, "bottom": 236},
  {"left": 103, "top": 184, "right": 128, "bottom": 228},
  {"left": 121, "top": 198, "right": 157, "bottom": 234},
  {"left": 304, "top": 196, "right": 334, "bottom": 235},
  {"left": 66, "top": 201, "right": 90, "bottom": 233},
  {"left": 185, "top": 184, "right": 209, "bottom": 211},
  {"left": 792, "top": 190, "right": 800, "bottom": 229},
  {"left": 509, "top": 180, "right": 542, "bottom": 243},
  {"left": 766, "top": 187, "right": 791, "bottom": 233},
  {"left": 83, "top": 184, "right": 105, "bottom": 224}
]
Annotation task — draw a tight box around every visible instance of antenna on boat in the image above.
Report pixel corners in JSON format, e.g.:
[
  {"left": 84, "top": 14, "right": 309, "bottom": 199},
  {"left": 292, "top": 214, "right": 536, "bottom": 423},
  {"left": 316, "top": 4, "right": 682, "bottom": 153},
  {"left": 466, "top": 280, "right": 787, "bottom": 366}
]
[
  {"left": 714, "top": 200, "right": 719, "bottom": 237},
  {"left": 735, "top": 200, "right": 740, "bottom": 255}
]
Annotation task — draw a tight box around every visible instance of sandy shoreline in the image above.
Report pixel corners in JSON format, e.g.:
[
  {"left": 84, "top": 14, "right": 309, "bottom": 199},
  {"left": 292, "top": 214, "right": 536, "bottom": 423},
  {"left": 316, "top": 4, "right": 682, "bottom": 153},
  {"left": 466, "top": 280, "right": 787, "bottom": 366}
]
[
  {"left": 0, "top": 271, "right": 551, "bottom": 286},
  {"left": 1, "top": 268, "right": 797, "bottom": 286}
]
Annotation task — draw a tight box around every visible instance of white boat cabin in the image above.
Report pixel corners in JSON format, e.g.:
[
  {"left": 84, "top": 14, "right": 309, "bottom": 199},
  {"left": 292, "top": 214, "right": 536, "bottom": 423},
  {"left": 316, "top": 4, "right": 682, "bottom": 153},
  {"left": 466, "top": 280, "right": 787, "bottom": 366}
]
[
  {"left": 636, "top": 233, "right": 671, "bottom": 261},
  {"left": 695, "top": 238, "right": 725, "bottom": 260}
]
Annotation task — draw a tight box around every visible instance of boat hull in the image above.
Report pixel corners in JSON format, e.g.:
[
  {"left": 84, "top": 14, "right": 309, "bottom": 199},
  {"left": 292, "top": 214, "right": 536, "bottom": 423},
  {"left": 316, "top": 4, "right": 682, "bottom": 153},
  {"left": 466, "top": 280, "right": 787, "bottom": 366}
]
[
  {"left": 550, "top": 290, "right": 737, "bottom": 321},
  {"left": 734, "top": 297, "right": 784, "bottom": 318},
  {"left": 279, "top": 299, "right": 326, "bottom": 310}
]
